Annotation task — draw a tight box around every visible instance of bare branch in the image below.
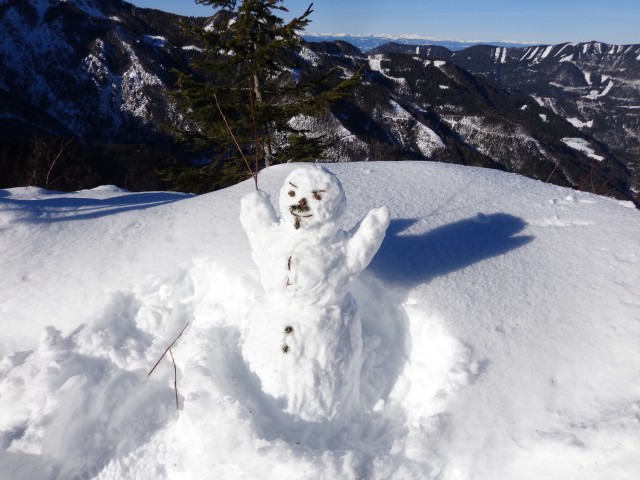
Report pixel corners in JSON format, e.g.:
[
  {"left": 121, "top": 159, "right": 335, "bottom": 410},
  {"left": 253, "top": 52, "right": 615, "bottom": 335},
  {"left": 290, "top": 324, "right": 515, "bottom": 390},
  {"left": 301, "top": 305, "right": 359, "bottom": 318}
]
[
  {"left": 169, "top": 348, "right": 179, "bottom": 409},
  {"left": 213, "top": 93, "right": 258, "bottom": 190},
  {"left": 147, "top": 322, "right": 190, "bottom": 378},
  {"left": 45, "top": 137, "right": 73, "bottom": 189}
]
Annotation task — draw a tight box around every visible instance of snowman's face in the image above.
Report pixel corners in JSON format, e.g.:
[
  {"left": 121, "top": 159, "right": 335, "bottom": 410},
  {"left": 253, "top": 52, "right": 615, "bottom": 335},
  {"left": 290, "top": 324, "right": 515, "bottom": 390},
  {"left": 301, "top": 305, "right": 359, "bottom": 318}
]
[{"left": 279, "top": 166, "right": 346, "bottom": 231}]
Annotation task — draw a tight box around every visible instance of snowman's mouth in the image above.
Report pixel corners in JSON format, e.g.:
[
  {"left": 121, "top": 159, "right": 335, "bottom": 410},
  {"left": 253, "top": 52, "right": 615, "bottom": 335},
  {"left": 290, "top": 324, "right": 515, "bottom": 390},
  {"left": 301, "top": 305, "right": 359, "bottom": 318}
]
[
  {"left": 290, "top": 211, "right": 313, "bottom": 230},
  {"left": 289, "top": 197, "right": 314, "bottom": 229}
]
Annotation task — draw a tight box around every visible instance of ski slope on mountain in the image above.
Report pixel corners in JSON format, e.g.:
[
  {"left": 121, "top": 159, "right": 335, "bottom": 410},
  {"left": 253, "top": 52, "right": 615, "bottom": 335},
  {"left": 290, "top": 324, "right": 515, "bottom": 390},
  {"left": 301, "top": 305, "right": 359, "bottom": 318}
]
[{"left": 1, "top": 162, "right": 639, "bottom": 479}]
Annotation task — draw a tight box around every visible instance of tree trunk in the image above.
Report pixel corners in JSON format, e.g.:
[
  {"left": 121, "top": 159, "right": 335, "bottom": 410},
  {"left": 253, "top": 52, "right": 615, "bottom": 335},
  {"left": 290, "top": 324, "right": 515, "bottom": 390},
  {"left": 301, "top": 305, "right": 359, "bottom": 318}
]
[{"left": 253, "top": 73, "right": 274, "bottom": 167}]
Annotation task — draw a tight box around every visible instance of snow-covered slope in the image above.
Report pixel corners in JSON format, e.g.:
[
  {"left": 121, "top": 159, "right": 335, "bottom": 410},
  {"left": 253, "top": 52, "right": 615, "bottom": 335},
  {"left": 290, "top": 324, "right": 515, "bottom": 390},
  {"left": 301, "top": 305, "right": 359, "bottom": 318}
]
[{"left": 1, "top": 162, "right": 639, "bottom": 479}]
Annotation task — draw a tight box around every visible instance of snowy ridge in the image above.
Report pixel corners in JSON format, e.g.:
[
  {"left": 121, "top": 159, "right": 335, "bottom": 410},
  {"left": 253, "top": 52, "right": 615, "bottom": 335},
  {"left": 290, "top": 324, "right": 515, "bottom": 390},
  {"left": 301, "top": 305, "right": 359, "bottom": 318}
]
[{"left": 1, "top": 162, "right": 638, "bottom": 479}]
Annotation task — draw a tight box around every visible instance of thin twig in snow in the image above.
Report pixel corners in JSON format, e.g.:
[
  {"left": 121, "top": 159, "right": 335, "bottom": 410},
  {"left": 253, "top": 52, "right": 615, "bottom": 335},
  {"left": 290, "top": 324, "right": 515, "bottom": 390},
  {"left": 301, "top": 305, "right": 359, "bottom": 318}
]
[
  {"left": 169, "top": 348, "right": 179, "bottom": 409},
  {"left": 147, "top": 322, "right": 190, "bottom": 378},
  {"left": 148, "top": 322, "right": 189, "bottom": 411}
]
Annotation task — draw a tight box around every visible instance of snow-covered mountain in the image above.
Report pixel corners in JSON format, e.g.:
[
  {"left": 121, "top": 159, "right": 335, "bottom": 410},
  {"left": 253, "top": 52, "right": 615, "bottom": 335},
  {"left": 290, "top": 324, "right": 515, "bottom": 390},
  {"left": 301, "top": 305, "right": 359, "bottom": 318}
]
[
  {"left": 303, "top": 34, "right": 531, "bottom": 52},
  {"left": 303, "top": 41, "right": 635, "bottom": 204},
  {"left": 371, "top": 41, "right": 640, "bottom": 198},
  {"left": 0, "top": 0, "right": 638, "bottom": 206},
  {"left": 1, "top": 161, "right": 639, "bottom": 479},
  {"left": 0, "top": 0, "right": 193, "bottom": 142}
]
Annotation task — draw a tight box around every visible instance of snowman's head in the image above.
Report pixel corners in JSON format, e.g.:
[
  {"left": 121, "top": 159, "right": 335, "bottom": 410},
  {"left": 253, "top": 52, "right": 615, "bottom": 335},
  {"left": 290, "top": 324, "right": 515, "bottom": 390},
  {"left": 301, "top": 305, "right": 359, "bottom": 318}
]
[{"left": 279, "top": 166, "right": 346, "bottom": 232}]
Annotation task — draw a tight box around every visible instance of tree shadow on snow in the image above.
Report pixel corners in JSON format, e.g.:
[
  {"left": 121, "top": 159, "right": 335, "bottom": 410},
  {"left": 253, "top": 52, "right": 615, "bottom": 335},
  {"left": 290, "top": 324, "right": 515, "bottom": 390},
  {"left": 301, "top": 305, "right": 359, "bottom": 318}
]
[
  {"left": 0, "top": 192, "right": 191, "bottom": 223},
  {"left": 369, "top": 213, "right": 534, "bottom": 287}
]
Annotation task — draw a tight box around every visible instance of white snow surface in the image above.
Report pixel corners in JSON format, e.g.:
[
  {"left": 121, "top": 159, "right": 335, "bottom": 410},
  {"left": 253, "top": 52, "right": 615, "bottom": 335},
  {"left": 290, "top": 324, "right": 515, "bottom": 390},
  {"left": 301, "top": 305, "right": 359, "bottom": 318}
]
[{"left": 1, "top": 162, "right": 639, "bottom": 479}]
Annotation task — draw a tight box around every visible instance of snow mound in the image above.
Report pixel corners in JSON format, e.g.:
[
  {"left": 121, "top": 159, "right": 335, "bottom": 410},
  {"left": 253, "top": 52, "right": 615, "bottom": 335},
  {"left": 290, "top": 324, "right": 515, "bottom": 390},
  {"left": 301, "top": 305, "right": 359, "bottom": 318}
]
[{"left": 1, "top": 162, "right": 639, "bottom": 479}]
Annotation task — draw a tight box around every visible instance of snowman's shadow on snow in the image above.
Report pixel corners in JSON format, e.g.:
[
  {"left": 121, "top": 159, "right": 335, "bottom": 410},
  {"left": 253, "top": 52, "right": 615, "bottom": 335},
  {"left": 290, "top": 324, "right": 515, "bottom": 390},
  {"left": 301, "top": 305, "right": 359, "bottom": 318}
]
[
  {"left": 369, "top": 213, "right": 534, "bottom": 286},
  {"left": 355, "top": 213, "right": 533, "bottom": 412}
]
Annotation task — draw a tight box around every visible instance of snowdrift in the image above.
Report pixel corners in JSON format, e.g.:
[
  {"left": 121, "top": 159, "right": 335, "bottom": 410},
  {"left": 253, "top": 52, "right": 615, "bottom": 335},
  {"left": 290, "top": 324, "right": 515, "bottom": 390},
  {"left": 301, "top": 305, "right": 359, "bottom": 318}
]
[{"left": 1, "top": 162, "right": 639, "bottom": 479}]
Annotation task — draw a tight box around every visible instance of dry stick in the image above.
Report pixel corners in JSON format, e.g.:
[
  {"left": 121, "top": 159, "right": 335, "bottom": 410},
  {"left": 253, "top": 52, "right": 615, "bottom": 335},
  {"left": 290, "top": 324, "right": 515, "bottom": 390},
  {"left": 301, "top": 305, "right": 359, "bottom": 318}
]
[
  {"left": 168, "top": 348, "right": 179, "bottom": 409},
  {"left": 147, "top": 322, "right": 190, "bottom": 378},
  {"left": 213, "top": 93, "right": 258, "bottom": 190},
  {"left": 545, "top": 159, "right": 561, "bottom": 183},
  {"left": 578, "top": 160, "right": 595, "bottom": 192},
  {"left": 45, "top": 137, "right": 74, "bottom": 189}
]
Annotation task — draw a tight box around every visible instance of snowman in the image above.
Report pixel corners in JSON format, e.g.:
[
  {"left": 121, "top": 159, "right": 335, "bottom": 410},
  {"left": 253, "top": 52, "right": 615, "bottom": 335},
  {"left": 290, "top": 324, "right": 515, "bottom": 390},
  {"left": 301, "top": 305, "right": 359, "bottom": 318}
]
[{"left": 240, "top": 166, "right": 390, "bottom": 421}]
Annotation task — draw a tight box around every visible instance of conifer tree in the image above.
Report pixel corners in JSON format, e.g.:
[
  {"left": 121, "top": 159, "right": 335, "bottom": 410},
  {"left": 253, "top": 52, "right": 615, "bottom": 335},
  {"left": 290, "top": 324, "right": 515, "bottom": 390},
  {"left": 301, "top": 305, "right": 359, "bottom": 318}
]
[{"left": 171, "top": 0, "right": 360, "bottom": 189}]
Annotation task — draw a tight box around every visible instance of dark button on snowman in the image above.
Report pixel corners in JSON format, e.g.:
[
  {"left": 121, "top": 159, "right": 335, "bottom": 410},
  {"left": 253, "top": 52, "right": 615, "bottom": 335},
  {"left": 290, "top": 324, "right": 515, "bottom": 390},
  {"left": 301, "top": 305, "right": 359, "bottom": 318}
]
[{"left": 240, "top": 166, "right": 389, "bottom": 421}]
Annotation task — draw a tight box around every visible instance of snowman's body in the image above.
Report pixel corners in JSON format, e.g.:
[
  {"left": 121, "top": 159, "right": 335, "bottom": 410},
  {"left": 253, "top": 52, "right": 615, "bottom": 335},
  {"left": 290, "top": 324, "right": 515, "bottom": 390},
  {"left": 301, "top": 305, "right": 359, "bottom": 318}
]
[{"left": 240, "top": 166, "right": 389, "bottom": 421}]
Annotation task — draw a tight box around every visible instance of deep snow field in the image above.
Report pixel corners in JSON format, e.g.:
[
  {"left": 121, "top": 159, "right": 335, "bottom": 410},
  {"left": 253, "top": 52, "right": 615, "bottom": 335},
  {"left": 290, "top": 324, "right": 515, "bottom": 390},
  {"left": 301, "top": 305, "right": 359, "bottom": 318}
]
[{"left": 0, "top": 161, "right": 639, "bottom": 479}]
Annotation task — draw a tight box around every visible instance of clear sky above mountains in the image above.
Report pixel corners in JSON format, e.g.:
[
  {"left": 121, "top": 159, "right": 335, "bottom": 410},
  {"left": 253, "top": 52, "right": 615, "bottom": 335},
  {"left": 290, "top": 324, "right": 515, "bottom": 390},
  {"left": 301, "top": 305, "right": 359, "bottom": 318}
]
[{"left": 130, "top": 0, "right": 640, "bottom": 45}]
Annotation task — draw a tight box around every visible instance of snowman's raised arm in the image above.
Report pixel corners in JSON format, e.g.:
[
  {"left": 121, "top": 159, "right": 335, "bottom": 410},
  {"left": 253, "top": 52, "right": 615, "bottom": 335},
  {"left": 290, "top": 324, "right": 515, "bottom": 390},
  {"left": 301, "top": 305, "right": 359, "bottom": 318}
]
[
  {"left": 345, "top": 206, "right": 390, "bottom": 275},
  {"left": 240, "top": 190, "right": 278, "bottom": 251}
]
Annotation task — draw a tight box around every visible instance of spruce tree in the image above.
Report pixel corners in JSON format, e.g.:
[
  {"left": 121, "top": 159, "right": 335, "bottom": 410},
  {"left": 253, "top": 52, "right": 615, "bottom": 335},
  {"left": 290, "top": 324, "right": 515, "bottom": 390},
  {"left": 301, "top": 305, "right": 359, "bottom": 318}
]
[{"left": 171, "top": 0, "right": 360, "bottom": 190}]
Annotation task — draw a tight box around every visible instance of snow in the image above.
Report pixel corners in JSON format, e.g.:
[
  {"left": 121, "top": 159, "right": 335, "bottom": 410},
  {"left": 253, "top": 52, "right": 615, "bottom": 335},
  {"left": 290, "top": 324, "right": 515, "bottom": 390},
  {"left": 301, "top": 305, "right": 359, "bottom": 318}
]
[
  {"left": 368, "top": 54, "right": 384, "bottom": 73},
  {"left": 299, "top": 46, "right": 320, "bottom": 67},
  {"left": 585, "top": 80, "right": 614, "bottom": 99},
  {"left": 181, "top": 45, "right": 204, "bottom": 52},
  {"left": 562, "top": 137, "right": 605, "bottom": 161},
  {"left": 567, "top": 117, "right": 594, "bottom": 129},
  {"left": 1, "top": 162, "right": 639, "bottom": 479},
  {"left": 554, "top": 43, "right": 570, "bottom": 57},
  {"left": 385, "top": 100, "right": 445, "bottom": 157},
  {"left": 144, "top": 35, "right": 167, "bottom": 48},
  {"left": 584, "top": 71, "right": 592, "bottom": 85},
  {"left": 541, "top": 45, "right": 553, "bottom": 59},
  {"left": 239, "top": 167, "right": 389, "bottom": 421},
  {"left": 525, "top": 46, "right": 539, "bottom": 61},
  {"left": 118, "top": 40, "right": 164, "bottom": 119}
]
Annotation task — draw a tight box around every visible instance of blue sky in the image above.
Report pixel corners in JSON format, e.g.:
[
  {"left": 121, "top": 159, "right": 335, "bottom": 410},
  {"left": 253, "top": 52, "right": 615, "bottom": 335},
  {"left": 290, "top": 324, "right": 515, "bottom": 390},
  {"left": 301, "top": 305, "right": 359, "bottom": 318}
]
[{"left": 129, "top": 1, "right": 640, "bottom": 45}]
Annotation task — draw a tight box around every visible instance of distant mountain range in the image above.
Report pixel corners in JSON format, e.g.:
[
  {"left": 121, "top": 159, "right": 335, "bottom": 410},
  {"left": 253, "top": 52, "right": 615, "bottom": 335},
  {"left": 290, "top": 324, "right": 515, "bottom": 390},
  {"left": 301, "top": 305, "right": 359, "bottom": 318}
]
[
  {"left": 304, "top": 34, "right": 532, "bottom": 52},
  {"left": 1, "top": 0, "right": 638, "bottom": 205}
]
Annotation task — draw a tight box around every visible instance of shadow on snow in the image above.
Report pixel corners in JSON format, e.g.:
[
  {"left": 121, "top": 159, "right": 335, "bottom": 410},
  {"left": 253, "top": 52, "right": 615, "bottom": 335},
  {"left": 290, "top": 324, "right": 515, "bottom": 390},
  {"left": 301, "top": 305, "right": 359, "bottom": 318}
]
[
  {"left": 369, "top": 213, "right": 534, "bottom": 286},
  {"left": 0, "top": 192, "right": 191, "bottom": 223}
]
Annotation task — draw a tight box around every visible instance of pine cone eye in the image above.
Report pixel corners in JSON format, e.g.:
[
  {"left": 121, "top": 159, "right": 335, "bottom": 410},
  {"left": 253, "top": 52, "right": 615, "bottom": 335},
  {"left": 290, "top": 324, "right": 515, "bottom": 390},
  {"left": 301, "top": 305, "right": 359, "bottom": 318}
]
[{"left": 288, "top": 190, "right": 295, "bottom": 197}]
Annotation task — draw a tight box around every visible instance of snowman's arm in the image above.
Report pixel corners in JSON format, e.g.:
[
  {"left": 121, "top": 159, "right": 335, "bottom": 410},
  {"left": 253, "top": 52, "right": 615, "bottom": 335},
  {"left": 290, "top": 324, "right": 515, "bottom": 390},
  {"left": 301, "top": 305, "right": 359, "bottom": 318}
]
[
  {"left": 240, "top": 190, "right": 278, "bottom": 250},
  {"left": 345, "top": 206, "right": 390, "bottom": 275}
]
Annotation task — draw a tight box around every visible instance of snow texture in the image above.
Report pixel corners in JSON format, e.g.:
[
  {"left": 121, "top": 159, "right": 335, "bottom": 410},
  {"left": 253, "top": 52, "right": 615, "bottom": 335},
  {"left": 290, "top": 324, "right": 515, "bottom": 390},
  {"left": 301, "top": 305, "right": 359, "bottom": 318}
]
[{"left": 1, "top": 162, "right": 639, "bottom": 479}]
